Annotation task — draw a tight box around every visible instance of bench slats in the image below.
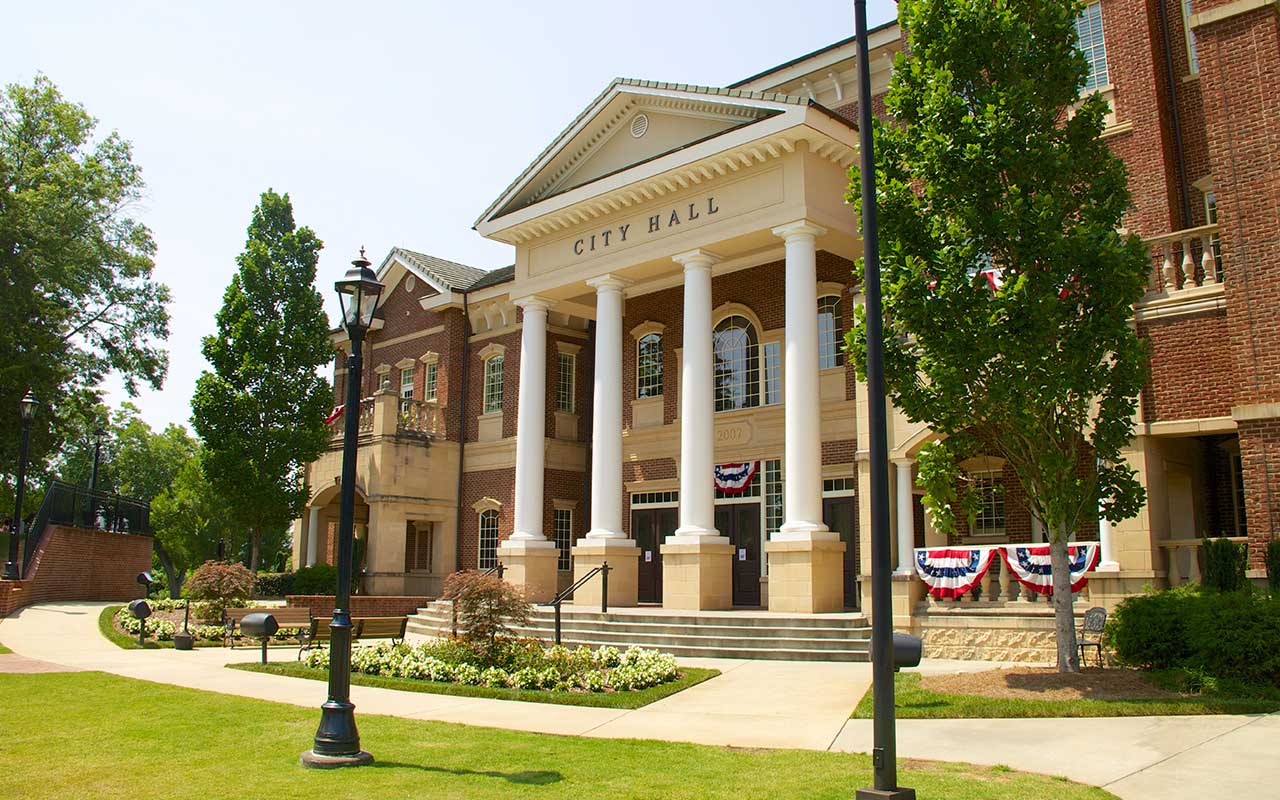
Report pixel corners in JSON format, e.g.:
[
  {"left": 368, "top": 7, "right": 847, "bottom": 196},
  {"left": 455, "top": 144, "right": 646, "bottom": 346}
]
[{"left": 298, "top": 616, "right": 408, "bottom": 658}]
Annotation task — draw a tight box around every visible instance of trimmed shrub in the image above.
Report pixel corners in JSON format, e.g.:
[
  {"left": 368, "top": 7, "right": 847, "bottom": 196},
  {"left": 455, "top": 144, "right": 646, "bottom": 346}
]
[
  {"left": 292, "top": 563, "right": 338, "bottom": 595},
  {"left": 254, "top": 571, "right": 295, "bottom": 598},
  {"left": 1267, "top": 540, "right": 1280, "bottom": 596},
  {"left": 1107, "top": 586, "right": 1195, "bottom": 670},
  {"left": 1202, "top": 537, "right": 1248, "bottom": 593},
  {"left": 184, "top": 561, "right": 255, "bottom": 618}
]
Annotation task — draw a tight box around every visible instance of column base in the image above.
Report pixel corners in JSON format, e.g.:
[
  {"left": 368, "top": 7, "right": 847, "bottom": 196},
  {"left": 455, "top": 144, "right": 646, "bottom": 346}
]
[
  {"left": 766, "top": 538, "right": 846, "bottom": 613},
  {"left": 855, "top": 787, "right": 916, "bottom": 800},
  {"left": 660, "top": 537, "right": 734, "bottom": 610},
  {"left": 496, "top": 540, "right": 559, "bottom": 603},
  {"left": 571, "top": 540, "right": 639, "bottom": 608}
]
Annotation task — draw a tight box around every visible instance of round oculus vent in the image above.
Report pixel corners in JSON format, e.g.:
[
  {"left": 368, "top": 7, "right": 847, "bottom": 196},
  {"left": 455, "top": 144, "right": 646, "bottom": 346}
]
[
  {"left": 630, "top": 113, "right": 649, "bottom": 138},
  {"left": 405, "top": 274, "right": 416, "bottom": 292}
]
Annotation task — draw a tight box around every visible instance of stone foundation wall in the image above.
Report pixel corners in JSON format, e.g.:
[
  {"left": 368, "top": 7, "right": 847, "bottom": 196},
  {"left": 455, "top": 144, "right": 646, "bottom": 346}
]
[{"left": 914, "top": 607, "right": 1083, "bottom": 663}]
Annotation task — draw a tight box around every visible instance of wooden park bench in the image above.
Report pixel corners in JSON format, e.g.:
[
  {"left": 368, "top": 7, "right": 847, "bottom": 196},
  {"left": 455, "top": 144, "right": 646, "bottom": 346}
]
[
  {"left": 298, "top": 616, "right": 408, "bottom": 659},
  {"left": 223, "top": 606, "right": 313, "bottom": 648}
]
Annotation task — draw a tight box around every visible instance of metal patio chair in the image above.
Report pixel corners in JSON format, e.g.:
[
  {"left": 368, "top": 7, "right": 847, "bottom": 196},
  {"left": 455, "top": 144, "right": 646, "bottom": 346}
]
[{"left": 1078, "top": 606, "right": 1107, "bottom": 667}]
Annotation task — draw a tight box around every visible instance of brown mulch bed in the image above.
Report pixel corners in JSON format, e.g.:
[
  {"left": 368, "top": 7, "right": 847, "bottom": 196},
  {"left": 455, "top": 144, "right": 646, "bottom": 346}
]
[{"left": 922, "top": 667, "right": 1179, "bottom": 701}]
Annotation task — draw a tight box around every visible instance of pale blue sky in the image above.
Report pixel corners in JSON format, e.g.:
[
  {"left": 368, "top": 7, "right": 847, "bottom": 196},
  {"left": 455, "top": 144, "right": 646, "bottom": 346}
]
[{"left": 6, "top": 1, "right": 897, "bottom": 431}]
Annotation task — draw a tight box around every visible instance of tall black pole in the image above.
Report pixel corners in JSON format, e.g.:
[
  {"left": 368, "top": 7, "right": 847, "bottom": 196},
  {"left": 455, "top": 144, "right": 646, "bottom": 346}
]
[
  {"left": 89, "top": 427, "right": 104, "bottom": 493},
  {"left": 3, "top": 419, "right": 31, "bottom": 580},
  {"left": 302, "top": 333, "right": 373, "bottom": 768},
  {"left": 854, "top": 1, "right": 912, "bottom": 798}
]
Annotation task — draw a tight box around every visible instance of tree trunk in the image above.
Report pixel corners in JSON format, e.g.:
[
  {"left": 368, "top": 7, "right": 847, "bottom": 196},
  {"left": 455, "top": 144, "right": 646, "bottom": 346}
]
[
  {"left": 1050, "top": 527, "right": 1081, "bottom": 673},
  {"left": 249, "top": 528, "right": 260, "bottom": 572},
  {"left": 153, "top": 539, "right": 184, "bottom": 598}
]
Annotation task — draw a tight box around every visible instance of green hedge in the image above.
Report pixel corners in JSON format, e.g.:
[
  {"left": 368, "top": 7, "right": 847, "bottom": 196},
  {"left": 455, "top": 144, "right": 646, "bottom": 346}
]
[
  {"left": 1202, "top": 538, "right": 1248, "bottom": 593},
  {"left": 1110, "top": 586, "right": 1280, "bottom": 685},
  {"left": 1267, "top": 540, "right": 1280, "bottom": 595},
  {"left": 253, "top": 572, "right": 295, "bottom": 598},
  {"left": 291, "top": 563, "right": 337, "bottom": 595}
]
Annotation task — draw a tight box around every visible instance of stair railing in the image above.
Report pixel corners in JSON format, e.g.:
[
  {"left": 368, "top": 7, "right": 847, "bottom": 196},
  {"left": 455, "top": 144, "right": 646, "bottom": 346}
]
[{"left": 545, "top": 561, "right": 611, "bottom": 645}]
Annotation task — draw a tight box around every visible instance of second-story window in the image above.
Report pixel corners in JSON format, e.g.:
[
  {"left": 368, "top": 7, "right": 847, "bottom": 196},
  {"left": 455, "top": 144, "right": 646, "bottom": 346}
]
[
  {"left": 818, "top": 295, "right": 843, "bottom": 369},
  {"left": 713, "top": 315, "right": 760, "bottom": 411},
  {"left": 636, "top": 333, "right": 663, "bottom": 398},
  {"left": 424, "top": 362, "right": 438, "bottom": 401},
  {"left": 556, "top": 352, "right": 576, "bottom": 413},
  {"left": 971, "top": 470, "right": 1006, "bottom": 537},
  {"left": 400, "top": 367, "right": 414, "bottom": 400},
  {"left": 1183, "top": 0, "right": 1199, "bottom": 75},
  {"left": 1076, "top": 2, "right": 1109, "bottom": 91},
  {"left": 483, "top": 355, "right": 504, "bottom": 414}
]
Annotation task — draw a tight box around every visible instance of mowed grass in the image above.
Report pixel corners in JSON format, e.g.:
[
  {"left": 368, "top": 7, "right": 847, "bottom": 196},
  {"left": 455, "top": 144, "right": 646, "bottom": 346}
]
[
  {"left": 0, "top": 671, "right": 1118, "bottom": 800},
  {"left": 234, "top": 661, "right": 720, "bottom": 709},
  {"left": 0, "top": 641, "right": 10, "bottom": 654},
  {"left": 853, "top": 672, "right": 1280, "bottom": 719}
]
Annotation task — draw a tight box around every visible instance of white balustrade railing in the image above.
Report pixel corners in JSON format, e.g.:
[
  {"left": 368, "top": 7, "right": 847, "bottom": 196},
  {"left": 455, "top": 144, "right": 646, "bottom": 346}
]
[
  {"left": 1159, "top": 536, "right": 1249, "bottom": 586},
  {"left": 1144, "top": 223, "right": 1221, "bottom": 295}
]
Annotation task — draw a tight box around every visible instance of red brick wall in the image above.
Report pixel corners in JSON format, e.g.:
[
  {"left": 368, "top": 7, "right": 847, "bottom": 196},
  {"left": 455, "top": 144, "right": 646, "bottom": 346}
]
[
  {"left": 0, "top": 526, "right": 153, "bottom": 617},
  {"left": 1237, "top": 418, "right": 1280, "bottom": 567},
  {"left": 285, "top": 595, "right": 431, "bottom": 619},
  {"left": 459, "top": 467, "right": 515, "bottom": 570},
  {"left": 1139, "top": 309, "right": 1234, "bottom": 421}
]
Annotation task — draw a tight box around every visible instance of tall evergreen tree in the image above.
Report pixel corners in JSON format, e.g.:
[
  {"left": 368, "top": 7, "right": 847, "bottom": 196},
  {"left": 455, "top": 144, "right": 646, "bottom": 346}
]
[
  {"left": 191, "top": 190, "right": 332, "bottom": 570},
  {"left": 848, "top": 0, "right": 1149, "bottom": 671}
]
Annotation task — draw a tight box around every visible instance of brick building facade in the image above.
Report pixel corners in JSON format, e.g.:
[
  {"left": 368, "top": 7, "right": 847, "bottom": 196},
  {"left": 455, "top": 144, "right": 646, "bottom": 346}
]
[{"left": 295, "top": 1, "right": 1278, "bottom": 609}]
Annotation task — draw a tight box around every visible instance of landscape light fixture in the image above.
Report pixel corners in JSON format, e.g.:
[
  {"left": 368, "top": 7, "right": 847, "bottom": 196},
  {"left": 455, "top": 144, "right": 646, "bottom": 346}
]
[
  {"left": 127, "top": 598, "right": 152, "bottom": 648},
  {"left": 302, "top": 248, "right": 383, "bottom": 769},
  {"left": 4, "top": 391, "right": 38, "bottom": 581}
]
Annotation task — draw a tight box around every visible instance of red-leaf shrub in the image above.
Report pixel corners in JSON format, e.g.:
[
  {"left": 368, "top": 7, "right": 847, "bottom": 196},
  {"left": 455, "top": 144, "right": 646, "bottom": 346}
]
[
  {"left": 442, "top": 571, "right": 532, "bottom": 655},
  {"left": 185, "top": 561, "right": 256, "bottom": 618}
]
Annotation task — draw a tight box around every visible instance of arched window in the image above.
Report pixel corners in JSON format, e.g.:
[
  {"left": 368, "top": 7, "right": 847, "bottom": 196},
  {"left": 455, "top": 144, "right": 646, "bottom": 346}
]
[
  {"left": 713, "top": 315, "right": 760, "bottom": 411},
  {"left": 478, "top": 510, "right": 499, "bottom": 568},
  {"left": 636, "top": 333, "right": 663, "bottom": 398},
  {"left": 483, "top": 355, "right": 504, "bottom": 414},
  {"left": 818, "top": 295, "right": 843, "bottom": 369}
]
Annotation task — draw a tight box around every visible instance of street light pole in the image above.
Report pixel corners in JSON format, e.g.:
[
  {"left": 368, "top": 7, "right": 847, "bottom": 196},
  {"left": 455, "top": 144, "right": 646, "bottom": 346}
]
[
  {"left": 854, "top": 1, "right": 914, "bottom": 798},
  {"left": 302, "top": 249, "right": 382, "bottom": 769},
  {"left": 90, "top": 426, "right": 105, "bottom": 493},
  {"left": 5, "top": 392, "right": 38, "bottom": 581}
]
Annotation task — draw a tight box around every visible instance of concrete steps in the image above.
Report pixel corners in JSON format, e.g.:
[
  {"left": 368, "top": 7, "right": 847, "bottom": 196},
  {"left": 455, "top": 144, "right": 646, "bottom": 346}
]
[{"left": 406, "top": 600, "right": 870, "bottom": 662}]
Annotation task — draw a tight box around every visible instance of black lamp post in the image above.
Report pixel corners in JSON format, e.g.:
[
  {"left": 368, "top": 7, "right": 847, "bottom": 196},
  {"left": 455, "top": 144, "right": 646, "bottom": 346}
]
[
  {"left": 301, "top": 248, "right": 383, "bottom": 769},
  {"left": 90, "top": 426, "right": 106, "bottom": 493},
  {"left": 854, "top": 1, "right": 914, "bottom": 798},
  {"left": 4, "top": 392, "right": 38, "bottom": 581}
]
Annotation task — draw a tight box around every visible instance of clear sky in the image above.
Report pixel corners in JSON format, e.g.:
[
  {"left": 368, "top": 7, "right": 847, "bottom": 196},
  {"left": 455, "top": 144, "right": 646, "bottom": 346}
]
[{"left": 6, "top": 0, "right": 898, "bottom": 432}]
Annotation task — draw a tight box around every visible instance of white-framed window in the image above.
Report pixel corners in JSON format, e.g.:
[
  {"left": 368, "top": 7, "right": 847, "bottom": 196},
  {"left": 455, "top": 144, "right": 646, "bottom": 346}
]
[
  {"left": 478, "top": 510, "right": 499, "bottom": 569},
  {"left": 1205, "top": 191, "right": 1222, "bottom": 278},
  {"left": 818, "top": 295, "right": 843, "bottom": 369},
  {"left": 424, "top": 362, "right": 439, "bottom": 402},
  {"left": 483, "top": 355, "right": 504, "bottom": 414},
  {"left": 823, "top": 477, "right": 857, "bottom": 494},
  {"left": 636, "top": 333, "right": 663, "bottom": 398},
  {"left": 713, "top": 315, "right": 760, "bottom": 411},
  {"left": 971, "top": 470, "right": 1006, "bottom": 536},
  {"left": 404, "top": 521, "right": 433, "bottom": 572},
  {"left": 763, "top": 340, "right": 781, "bottom": 406},
  {"left": 553, "top": 507, "right": 573, "bottom": 571},
  {"left": 631, "top": 490, "right": 679, "bottom": 506},
  {"left": 1076, "top": 2, "right": 1110, "bottom": 91},
  {"left": 400, "top": 367, "right": 415, "bottom": 400},
  {"left": 764, "top": 460, "right": 783, "bottom": 537},
  {"left": 556, "top": 352, "right": 575, "bottom": 413},
  {"left": 1183, "top": 0, "right": 1199, "bottom": 75}
]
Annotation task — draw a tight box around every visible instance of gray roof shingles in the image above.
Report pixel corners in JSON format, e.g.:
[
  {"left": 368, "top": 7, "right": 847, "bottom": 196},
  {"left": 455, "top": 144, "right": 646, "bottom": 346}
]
[{"left": 392, "top": 247, "right": 512, "bottom": 291}]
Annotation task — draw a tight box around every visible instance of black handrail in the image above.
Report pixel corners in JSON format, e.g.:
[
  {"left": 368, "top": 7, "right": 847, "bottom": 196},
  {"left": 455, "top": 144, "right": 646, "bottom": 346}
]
[{"left": 545, "top": 562, "right": 610, "bottom": 645}]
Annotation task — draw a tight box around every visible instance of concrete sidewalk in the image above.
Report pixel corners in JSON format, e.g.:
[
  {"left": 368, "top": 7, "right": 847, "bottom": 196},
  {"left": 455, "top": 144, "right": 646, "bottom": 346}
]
[{"left": 1, "top": 601, "right": 1274, "bottom": 799}]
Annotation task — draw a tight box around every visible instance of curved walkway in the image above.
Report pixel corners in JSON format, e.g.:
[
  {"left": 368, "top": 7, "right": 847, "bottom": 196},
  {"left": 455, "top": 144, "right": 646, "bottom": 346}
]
[{"left": 2, "top": 602, "right": 1274, "bottom": 800}]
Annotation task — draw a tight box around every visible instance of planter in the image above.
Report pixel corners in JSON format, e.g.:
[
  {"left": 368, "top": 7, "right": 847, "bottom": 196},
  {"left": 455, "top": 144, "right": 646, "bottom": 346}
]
[{"left": 173, "top": 632, "right": 194, "bottom": 651}]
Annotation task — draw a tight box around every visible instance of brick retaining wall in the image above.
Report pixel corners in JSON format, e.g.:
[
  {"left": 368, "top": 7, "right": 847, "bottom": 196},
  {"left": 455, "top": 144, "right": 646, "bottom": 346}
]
[
  {"left": 0, "top": 525, "right": 153, "bottom": 617},
  {"left": 285, "top": 594, "right": 432, "bottom": 619}
]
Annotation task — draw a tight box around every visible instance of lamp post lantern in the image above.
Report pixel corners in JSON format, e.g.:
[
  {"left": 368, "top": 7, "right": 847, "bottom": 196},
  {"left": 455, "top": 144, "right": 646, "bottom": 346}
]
[
  {"left": 4, "top": 391, "right": 38, "bottom": 581},
  {"left": 301, "top": 248, "right": 383, "bottom": 769},
  {"left": 853, "top": 0, "right": 915, "bottom": 797}
]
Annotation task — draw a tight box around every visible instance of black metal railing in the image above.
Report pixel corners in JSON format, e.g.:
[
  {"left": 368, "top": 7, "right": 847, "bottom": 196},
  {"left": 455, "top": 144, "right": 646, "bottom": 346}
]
[
  {"left": 545, "top": 562, "right": 611, "bottom": 645},
  {"left": 19, "top": 480, "right": 151, "bottom": 575}
]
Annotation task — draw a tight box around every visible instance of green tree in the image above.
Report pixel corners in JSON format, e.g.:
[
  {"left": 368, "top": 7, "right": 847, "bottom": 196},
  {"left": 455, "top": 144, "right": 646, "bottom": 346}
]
[
  {"left": 190, "top": 190, "right": 332, "bottom": 570},
  {"left": 848, "top": 0, "right": 1148, "bottom": 672},
  {"left": 149, "top": 453, "right": 237, "bottom": 596},
  {"left": 0, "top": 75, "right": 170, "bottom": 513}
]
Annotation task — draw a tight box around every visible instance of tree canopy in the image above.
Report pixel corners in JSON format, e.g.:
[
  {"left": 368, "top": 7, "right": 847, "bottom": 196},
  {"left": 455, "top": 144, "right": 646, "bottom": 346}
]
[
  {"left": 848, "top": 0, "right": 1150, "bottom": 670},
  {"left": 190, "top": 189, "right": 332, "bottom": 570},
  {"left": 0, "top": 75, "right": 170, "bottom": 511}
]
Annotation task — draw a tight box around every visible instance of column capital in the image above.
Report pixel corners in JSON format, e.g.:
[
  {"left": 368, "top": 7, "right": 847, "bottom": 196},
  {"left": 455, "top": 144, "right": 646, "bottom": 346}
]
[
  {"left": 514, "top": 295, "right": 555, "bottom": 312},
  {"left": 585, "top": 273, "right": 632, "bottom": 292},
  {"left": 891, "top": 457, "right": 915, "bottom": 467},
  {"left": 672, "top": 249, "right": 722, "bottom": 270},
  {"left": 772, "top": 219, "right": 828, "bottom": 241}
]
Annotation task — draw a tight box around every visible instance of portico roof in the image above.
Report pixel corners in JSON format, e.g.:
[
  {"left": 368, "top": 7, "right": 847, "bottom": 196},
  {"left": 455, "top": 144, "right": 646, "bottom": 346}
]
[{"left": 475, "top": 78, "right": 856, "bottom": 237}]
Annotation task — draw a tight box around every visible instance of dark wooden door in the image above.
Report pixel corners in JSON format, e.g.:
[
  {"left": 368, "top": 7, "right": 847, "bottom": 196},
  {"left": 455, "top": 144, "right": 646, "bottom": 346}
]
[
  {"left": 823, "top": 496, "right": 859, "bottom": 610},
  {"left": 716, "top": 503, "right": 761, "bottom": 607},
  {"left": 632, "top": 507, "right": 674, "bottom": 604}
]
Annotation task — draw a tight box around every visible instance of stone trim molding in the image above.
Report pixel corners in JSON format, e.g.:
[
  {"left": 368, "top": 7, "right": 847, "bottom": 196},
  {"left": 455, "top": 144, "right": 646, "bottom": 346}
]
[
  {"left": 959, "top": 454, "right": 1006, "bottom": 473},
  {"left": 630, "top": 320, "right": 667, "bottom": 340},
  {"left": 1232, "top": 403, "right": 1280, "bottom": 422},
  {"left": 552, "top": 498, "right": 580, "bottom": 511},
  {"left": 1190, "top": 0, "right": 1278, "bottom": 29},
  {"left": 477, "top": 342, "right": 506, "bottom": 362},
  {"left": 419, "top": 350, "right": 440, "bottom": 365},
  {"left": 472, "top": 497, "right": 503, "bottom": 513},
  {"left": 555, "top": 340, "right": 582, "bottom": 355},
  {"left": 395, "top": 357, "right": 416, "bottom": 370}
]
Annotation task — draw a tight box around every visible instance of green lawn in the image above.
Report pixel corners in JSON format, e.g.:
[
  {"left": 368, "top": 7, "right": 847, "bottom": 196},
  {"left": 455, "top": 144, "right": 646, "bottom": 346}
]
[
  {"left": 234, "top": 661, "right": 720, "bottom": 710},
  {"left": 0, "top": 671, "right": 1118, "bottom": 800},
  {"left": 853, "top": 672, "right": 1280, "bottom": 719},
  {"left": 0, "top": 642, "right": 10, "bottom": 654}
]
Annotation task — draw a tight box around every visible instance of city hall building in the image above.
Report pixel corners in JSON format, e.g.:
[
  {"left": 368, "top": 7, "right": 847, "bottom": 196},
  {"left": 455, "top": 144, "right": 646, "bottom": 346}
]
[{"left": 294, "top": 0, "right": 1279, "bottom": 641}]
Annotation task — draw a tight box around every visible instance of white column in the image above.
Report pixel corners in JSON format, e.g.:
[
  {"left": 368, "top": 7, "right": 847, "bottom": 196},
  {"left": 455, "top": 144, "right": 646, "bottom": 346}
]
[
  {"left": 584, "top": 275, "right": 630, "bottom": 541},
  {"left": 894, "top": 459, "right": 915, "bottom": 573},
  {"left": 306, "top": 506, "right": 321, "bottom": 566},
  {"left": 1097, "top": 504, "right": 1119, "bottom": 571},
  {"left": 511, "top": 296, "right": 552, "bottom": 542},
  {"left": 774, "top": 220, "right": 835, "bottom": 541},
  {"left": 670, "top": 250, "right": 724, "bottom": 541}
]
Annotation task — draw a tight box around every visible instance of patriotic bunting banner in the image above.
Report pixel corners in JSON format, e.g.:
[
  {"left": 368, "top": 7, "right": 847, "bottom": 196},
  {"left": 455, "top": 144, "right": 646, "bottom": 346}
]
[
  {"left": 714, "top": 462, "right": 759, "bottom": 494},
  {"left": 999, "top": 544, "right": 1101, "bottom": 596},
  {"left": 325, "top": 405, "right": 345, "bottom": 425},
  {"left": 913, "top": 547, "right": 999, "bottom": 599}
]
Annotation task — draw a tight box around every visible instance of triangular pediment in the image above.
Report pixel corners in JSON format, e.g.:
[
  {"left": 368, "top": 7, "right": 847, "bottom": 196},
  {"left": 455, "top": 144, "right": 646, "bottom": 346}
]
[{"left": 479, "top": 79, "right": 808, "bottom": 226}]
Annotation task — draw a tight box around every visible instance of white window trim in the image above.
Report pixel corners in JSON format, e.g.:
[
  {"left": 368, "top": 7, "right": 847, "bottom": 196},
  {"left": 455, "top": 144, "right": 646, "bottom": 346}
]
[{"left": 556, "top": 351, "right": 576, "bottom": 414}]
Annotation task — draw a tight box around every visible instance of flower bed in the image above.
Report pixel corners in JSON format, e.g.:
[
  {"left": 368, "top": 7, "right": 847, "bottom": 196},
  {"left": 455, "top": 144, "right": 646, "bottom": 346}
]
[{"left": 305, "top": 640, "right": 680, "bottom": 694}]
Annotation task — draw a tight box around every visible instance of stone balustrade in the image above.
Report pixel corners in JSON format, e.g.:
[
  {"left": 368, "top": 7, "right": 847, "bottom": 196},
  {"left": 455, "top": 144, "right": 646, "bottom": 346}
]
[
  {"left": 326, "top": 395, "right": 442, "bottom": 446},
  {"left": 1159, "top": 536, "right": 1249, "bottom": 586},
  {"left": 397, "top": 398, "right": 445, "bottom": 438},
  {"left": 1144, "top": 223, "right": 1221, "bottom": 295}
]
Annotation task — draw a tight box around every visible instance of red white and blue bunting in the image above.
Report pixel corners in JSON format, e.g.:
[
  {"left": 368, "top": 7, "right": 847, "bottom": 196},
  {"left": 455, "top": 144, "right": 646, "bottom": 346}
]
[
  {"left": 913, "top": 547, "right": 999, "bottom": 599},
  {"left": 714, "top": 462, "right": 759, "bottom": 494},
  {"left": 999, "top": 544, "right": 1100, "bottom": 596}
]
